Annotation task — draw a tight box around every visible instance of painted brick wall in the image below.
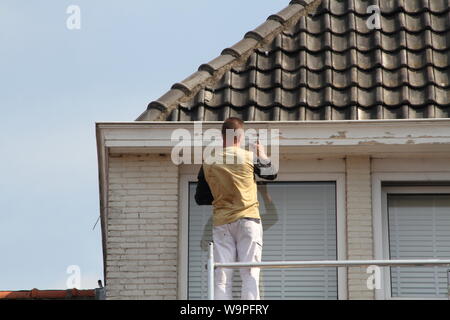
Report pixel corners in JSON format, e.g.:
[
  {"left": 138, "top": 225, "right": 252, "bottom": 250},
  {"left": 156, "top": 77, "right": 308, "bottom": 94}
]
[
  {"left": 345, "top": 156, "right": 374, "bottom": 299},
  {"left": 105, "top": 154, "right": 178, "bottom": 300}
]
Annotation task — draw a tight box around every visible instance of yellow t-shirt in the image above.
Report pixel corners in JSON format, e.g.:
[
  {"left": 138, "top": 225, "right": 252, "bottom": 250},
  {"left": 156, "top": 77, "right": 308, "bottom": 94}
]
[{"left": 203, "top": 146, "right": 260, "bottom": 226}]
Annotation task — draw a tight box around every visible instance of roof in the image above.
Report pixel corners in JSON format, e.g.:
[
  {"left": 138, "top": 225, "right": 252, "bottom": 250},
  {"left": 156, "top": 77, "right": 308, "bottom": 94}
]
[
  {"left": 137, "top": 0, "right": 450, "bottom": 122},
  {"left": 0, "top": 288, "right": 101, "bottom": 300}
]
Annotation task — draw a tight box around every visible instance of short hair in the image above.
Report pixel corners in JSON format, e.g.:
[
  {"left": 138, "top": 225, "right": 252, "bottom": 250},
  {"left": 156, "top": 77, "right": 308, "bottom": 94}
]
[
  {"left": 221, "top": 117, "right": 244, "bottom": 137},
  {"left": 222, "top": 117, "right": 244, "bottom": 144}
]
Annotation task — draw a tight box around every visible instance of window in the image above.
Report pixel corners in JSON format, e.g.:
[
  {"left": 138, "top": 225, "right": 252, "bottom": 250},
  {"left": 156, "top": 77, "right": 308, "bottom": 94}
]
[
  {"left": 187, "top": 182, "right": 338, "bottom": 300},
  {"left": 383, "top": 187, "right": 450, "bottom": 298}
]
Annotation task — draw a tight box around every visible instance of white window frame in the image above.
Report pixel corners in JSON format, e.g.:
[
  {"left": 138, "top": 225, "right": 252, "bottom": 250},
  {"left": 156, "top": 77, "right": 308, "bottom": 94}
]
[
  {"left": 372, "top": 172, "right": 450, "bottom": 300},
  {"left": 178, "top": 169, "right": 348, "bottom": 300}
]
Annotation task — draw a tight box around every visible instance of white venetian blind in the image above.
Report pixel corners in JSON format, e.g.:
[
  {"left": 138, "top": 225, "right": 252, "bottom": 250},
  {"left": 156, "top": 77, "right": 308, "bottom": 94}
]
[
  {"left": 188, "top": 182, "right": 338, "bottom": 300},
  {"left": 387, "top": 194, "right": 450, "bottom": 298}
]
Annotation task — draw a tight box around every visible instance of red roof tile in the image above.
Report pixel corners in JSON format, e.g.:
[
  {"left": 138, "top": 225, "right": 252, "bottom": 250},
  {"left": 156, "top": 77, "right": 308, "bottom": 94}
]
[{"left": 0, "top": 288, "right": 96, "bottom": 300}]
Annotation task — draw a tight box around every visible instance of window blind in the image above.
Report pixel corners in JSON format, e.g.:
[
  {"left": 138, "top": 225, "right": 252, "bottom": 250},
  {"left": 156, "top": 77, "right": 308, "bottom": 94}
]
[
  {"left": 188, "top": 182, "right": 338, "bottom": 300},
  {"left": 387, "top": 194, "right": 450, "bottom": 298}
]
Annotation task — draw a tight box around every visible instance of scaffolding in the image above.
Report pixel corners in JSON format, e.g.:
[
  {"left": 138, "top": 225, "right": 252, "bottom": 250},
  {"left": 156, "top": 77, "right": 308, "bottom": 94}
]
[{"left": 207, "top": 242, "right": 450, "bottom": 300}]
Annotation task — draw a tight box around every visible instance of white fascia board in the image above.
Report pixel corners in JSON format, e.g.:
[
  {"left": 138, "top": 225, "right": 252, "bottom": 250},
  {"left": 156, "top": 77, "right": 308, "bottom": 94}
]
[{"left": 96, "top": 119, "right": 450, "bottom": 154}]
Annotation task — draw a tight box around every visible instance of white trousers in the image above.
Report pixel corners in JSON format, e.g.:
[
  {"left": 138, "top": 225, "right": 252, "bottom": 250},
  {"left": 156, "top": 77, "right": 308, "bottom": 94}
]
[{"left": 212, "top": 217, "right": 263, "bottom": 300}]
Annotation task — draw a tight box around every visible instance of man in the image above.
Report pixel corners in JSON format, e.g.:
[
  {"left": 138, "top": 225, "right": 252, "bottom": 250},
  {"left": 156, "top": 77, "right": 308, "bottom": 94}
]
[{"left": 195, "top": 117, "right": 277, "bottom": 300}]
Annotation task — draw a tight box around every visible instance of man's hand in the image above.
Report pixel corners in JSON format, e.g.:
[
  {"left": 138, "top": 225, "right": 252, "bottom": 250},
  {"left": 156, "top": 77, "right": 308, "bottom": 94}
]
[{"left": 253, "top": 142, "right": 277, "bottom": 179}]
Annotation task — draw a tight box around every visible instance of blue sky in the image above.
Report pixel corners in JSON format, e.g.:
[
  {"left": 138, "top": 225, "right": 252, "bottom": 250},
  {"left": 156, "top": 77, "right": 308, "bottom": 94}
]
[{"left": 0, "top": 0, "right": 286, "bottom": 290}]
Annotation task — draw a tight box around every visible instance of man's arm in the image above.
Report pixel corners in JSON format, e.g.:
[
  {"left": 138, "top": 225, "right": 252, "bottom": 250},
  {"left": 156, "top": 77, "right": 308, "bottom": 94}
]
[{"left": 195, "top": 165, "right": 214, "bottom": 205}]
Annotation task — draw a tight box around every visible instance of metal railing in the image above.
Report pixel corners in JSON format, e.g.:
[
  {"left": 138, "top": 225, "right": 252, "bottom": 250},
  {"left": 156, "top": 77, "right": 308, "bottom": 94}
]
[{"left": 207, "top": 242, "right": 450, "bottom": 300}]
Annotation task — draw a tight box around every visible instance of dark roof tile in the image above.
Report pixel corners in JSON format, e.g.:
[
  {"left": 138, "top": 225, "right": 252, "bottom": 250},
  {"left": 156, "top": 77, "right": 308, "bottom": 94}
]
[
  {"left": 222, "top": 38, "right": 259, "bottom": 58},
  {"left": 199, "top": 54, "right": 236, "bottom": 74},
  {"left": 245, "top": 19, "right": 283, "bottom": 41},
  {"left": 433, "top": 51, "right": 450, "bottom": 68},
  {"left": 431, "top": 11, "right": 450, "bottom": 31},
  {"left": 269, "top": 2, "right": 306, "bottom": 24},
  {"left": 403, "top": 0, "right": 430, "bottom": 14},
  {"left": 430, "top": 0, "right": 450, "bottom": 13},
  {"left": 172, "top": 70, "right": 211, "bottom": 95},
  {"left": 328, "top": 0, "right": 358, "bottom": 16}
]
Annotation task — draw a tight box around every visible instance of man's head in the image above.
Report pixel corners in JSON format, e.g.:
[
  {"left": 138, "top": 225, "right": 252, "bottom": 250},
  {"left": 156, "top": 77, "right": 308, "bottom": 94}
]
[{"left": 222, "top": 117, "right": 244, "bottom": 147}]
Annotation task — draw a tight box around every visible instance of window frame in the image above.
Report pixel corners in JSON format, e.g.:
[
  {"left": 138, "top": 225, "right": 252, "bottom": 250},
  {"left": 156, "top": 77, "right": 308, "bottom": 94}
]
[
  {"left": 372, "top": 171, "right": 450, "bottom": 300},
  {"left": 179, "top": 170, "right": 348, "bottom": 300}
]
